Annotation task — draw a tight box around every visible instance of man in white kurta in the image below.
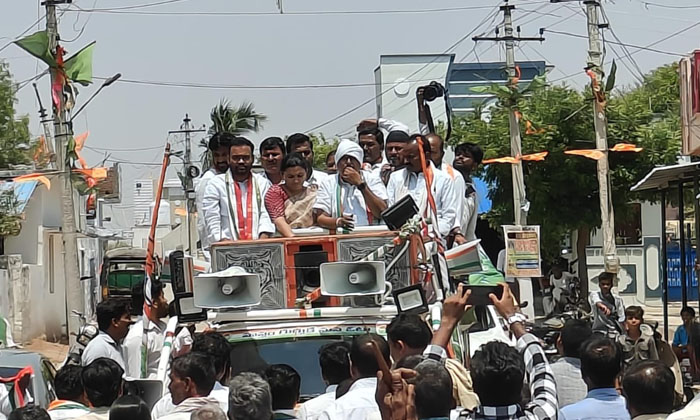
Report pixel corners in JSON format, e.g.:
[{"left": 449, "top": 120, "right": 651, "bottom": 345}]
[
  {"left": 195, "top": 133, "right": 233, "bottom": 258},
  {"left": 387, "top": 137, "right": 458, "bottom": 239},
  {"left": 202, "top": 137, "right": 274, "bottom": 246},
  {"left": 313, "top": 139, "right": 388, "bottom": 231}
]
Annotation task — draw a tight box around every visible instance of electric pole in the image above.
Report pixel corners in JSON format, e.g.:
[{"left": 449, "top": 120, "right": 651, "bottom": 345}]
[
  {"left": 45, "top": 0, "right": 83, "bottom": 344},
  {"left": 585, "top": 0, "right": 619, "bottom": 273},
  {"left": 169, "top": 115, "right": 204, "bottom": 256},
  {"left": 473, "top": 0, "right": 544, "bottom": 226}
]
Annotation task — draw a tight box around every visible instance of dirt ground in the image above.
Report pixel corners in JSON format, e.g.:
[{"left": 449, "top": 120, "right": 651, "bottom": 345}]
[{"left": 23, "top": 339, "right": 69, "bottom": 366}]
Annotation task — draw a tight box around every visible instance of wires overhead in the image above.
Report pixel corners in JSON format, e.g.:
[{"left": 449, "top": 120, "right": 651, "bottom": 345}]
[
  {"left": 0, "top": 13, "right": 46, "bottom": 54},
  {"left": 543, "top": 29, "right": 684, "bottom": 57},
  {"left": 69, "top": 0, "right": 192, "bottom": 12},
  {"left": 85, "top": 144, "right": 165, "bottom": 152},
  {"left": 637, "top": 1, "right": 700, "bottom": 9}
]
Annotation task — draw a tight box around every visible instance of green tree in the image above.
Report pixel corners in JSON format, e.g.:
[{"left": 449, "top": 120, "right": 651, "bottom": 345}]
[
  {"left": 449, "top": 63, "right": 680, "bottom": 275},
  {"left": 0, "top": 61, "right": 32, "bottom": 252},
  {"left": 309, "top": 133, "right": 340, "bottom": 170},
  {"left": 199, "top": 100, "right": 267, "bottom": 168}
]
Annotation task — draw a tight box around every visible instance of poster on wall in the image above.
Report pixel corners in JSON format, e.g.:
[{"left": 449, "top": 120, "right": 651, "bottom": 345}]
[{"left": 503, "top": 225, "right": 542, "bottom": 278}]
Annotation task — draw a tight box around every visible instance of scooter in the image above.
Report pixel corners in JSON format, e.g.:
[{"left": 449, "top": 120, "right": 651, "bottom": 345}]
[{"left": 62, "top": 310, "right": 99, "bottom": 366}]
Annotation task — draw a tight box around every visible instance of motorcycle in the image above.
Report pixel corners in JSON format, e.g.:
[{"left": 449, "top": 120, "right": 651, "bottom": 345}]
[{"left": 63, "top": 310, "right": 99, "bottom": 366}]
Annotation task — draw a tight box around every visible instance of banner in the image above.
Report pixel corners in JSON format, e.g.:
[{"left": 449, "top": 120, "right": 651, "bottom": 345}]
[{"left": 503, "top": 225, "right": 541, "bottom": 277}]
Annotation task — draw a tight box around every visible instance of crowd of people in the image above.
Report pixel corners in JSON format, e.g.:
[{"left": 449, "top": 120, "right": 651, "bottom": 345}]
[
  {"left": 1, "top": 282, "right": 700, "bottom": 420},
  {"left": 196, "top": 116, "right": 484, "bottom": 259}
]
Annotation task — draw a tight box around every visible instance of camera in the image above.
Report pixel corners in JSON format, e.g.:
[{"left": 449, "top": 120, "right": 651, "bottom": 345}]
[{"left": 420, "top": 81, "right": 445, "bottom": 102}]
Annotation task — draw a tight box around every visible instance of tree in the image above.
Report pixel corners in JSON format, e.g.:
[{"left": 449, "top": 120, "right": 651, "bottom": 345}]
[
  {"left": 309, "top": 133, "right": 340, "bottom": 170},
  {"left": 448, "top": 63, "right": 681, "bottom": 270},
  {"left": 199, "top": 100, "right": 267, "bottom": 168},
  {"left": 0, "top": 61, "right": 32, "bottom": 253}
]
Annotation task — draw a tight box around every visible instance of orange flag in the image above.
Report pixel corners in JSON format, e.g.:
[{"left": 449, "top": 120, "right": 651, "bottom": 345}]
[
  {"left": 565, "top": 149, "right": 605, "bottom": 160},
  {"left": 13, "top": 173, "right": 51, "bottom": 190},
  {"left": 611, "top": 143, "right": 643, "bottom": 152},
  {"left": 73, "top": 131, "right": 89, "bottom": 169},
  {"left": 522, "top": 152, "right": 549, "bottom": 161},
  {"left": 73, "top": 167, "right": 107, "bottom": 180},
  {"left": 483, "top": 156, "right": 520, "bottom": 165}
]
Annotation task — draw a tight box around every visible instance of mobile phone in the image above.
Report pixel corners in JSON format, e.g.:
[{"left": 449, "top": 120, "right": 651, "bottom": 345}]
[
  {"left": 463, "top": 284, "right": 504, "bottom": 306},
  {"left": 370, "top": 339, "right": 392, "bottom": 387}
]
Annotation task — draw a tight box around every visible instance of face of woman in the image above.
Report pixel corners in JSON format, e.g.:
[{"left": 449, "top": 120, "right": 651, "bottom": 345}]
[{"left": 283, "top": 166, "right": 307, "bottom": 193}]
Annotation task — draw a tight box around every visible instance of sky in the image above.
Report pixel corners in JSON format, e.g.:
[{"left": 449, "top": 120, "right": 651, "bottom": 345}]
[{"left": 2, "top": 0, "right": 700, "bottom": 228}]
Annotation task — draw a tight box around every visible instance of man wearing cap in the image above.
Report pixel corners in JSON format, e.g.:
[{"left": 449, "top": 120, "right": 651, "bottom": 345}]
[{"left": 313, "top": 139, "right": 388, "bottom": 231}]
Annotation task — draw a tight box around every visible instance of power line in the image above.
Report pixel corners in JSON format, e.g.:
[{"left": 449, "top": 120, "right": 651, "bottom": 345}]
[
  {"left": 84, "top": 144, "right": 165, "bottom": 152},
  {"left": 0, "top": 13, "right": 47, "bottom": 54},
  {"left": 70, "top": 0, "right": 191, "bottom": 12},
  {"left": 543, "top": 29, "right": 685, "bottom": 57},
  {"left": 637, "top": 1, "right": 700, "bottom": 9},
  {"left": 63, "top": 3, "right": 543, "bottom": 16}
]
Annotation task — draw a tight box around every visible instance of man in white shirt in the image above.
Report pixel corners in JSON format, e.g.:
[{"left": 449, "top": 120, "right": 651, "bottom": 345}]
[
  {"left": 152, "top": 332, "right": 231, "bottom": 418},
  {"left": 122, "top": 280, "right": 169, "bottom": 379},
  {"left": 195, "top": 133, "right": 233, "bottom": 260},
  {"left": 81, "top": 299, "right": 132, "bottom": 370},
  {"left": 48, "top": 365, "right": 91, "bottom": 420},
  {"left": 157, "top": 353, "right": 219, "bottom": 420},
  {"left": 313, "top": 139, "right": 388, "bottom": 231},
  {"left": 357, "top": 122, "right": 387, "bottom": 179},
  {"left": 286, "top": 133, "right": 329, "bottom": 187},
  {"left": 260, "top": 137, "right": 286, "bottom": 185},
  {"left": 380, "top": 130, "right": 409, "bottom": 185},
  {"left": 298, "top": 342, "right": 351, "bottom": 420},
  {"left": 202, "top": 136, "right": 274, "bottom": 246},
  {"left": 452, "top": 142, "right": 483, "bottom": 244},
  {"left": 387, "top": 135, "right": 459, "bottom": 240},
  {"left": 319, "top": 334, "right": 391, "bottom": 420}
]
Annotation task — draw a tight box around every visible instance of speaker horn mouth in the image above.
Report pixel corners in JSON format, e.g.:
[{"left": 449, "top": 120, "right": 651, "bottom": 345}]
[
  {"left": 219, "top": 278, "right": 243, "bottom": 295},
  {"left": 348, "top": 265, "right": 374, "bottom": 286}
]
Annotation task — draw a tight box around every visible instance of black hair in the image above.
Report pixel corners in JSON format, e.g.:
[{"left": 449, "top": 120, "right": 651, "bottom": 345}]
[
  {"left": 580, "top": 337, "right": 622, "bottom": 388},
  {"left": 192, "top": 332, "right": 231, "bottom": 379},
  {"left": 260, "top": 137, "right": 286, "bottom": 155},
  {"left": 625, "top": 306, "right": 644, "bottom": 320},
  {"left": 326, "top": 150, "right": 336, "bottom": 162},
  {"left": 414, "top": 360, "right": 453, "bottom": 419},
  {"left": 130, "top": 280, "right": 164, "bottom": 316},
  {"left": 109, "top": 395, "right": 151, "bottom": 420},
  {"left": 81, "top": 358, "right": 124, "bottom": 407},
  {"left": 229, "top": 136, "right": 255, "bottom": 155},
  {"left": 9, "top": 406, "right": 50, "bottom": 420},
  {"left": 386, "top": 131, "right": 410, "bottom": 144},
  {"left": 395, "top": 354, "right": 425, "bottom": 370},
  {"left": 682, "top": 306, "right": 696, "bottom": 317},
  {"left": 264, "top": 364, "right": 301, "bottom": 410},
  {"left": 386, "top": 313, "right": 432, "bottom": 351},
  {"left": 561, "top": 319, "right": 593, "bottom": 358},
  {"left": 622, "top": 360, "right": 675, "bottom": 415},
  {"left": 599, "top": 272, "right": 614, "bottom": 284},
  {"left": 286, "top": 133, "right": 312, "bottom": 154},
  {"left": 171, "top": 352, "right": 217, "bottom": 396},
  {"left": 55, "top": 364, "right": 84, "bottom": 401},
  {"left": 350, "top": 334, "right": 391, "bottom": 378},
  {"left": 358, "top": 127, "right": 385, "bottom": 149},
  {"left": 409, "top": 134, "right": 432, "bottom": 155},
  {"left": 209, "top": 133, "right": 235, "bottom": 152},
  {"left": 280, "top": 152, "right": 310, "bottom": 175},
  {"left": 318, "top": 341, "right": 351, "bottom": 385},
  {"left": 96, "top": 299, "right": 130, "bottom": 332},
  {"left": 471, "top": 341, "right": 525, "bottom": 406},
  {"left": 454, "top": 142, "right": 484, "bottom": 165}
]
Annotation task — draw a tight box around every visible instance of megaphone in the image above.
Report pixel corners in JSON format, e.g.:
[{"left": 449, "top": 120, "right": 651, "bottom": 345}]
[
  {"left": 319, "top": 261, "right": 385, "bottom": 296},
  {"left": 193, "top": 266, "right": 261, "bottom": 309}
]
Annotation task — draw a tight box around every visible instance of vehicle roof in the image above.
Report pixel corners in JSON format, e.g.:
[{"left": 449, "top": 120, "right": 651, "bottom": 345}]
[
  {"left": 104, "top": 247, "right": 147, "bottom": 259},
  {"left": 0, "top": 350, "right": 44, "bottom": 367}
]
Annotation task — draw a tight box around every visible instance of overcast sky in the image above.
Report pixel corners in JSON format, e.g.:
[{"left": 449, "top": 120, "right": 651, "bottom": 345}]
[{"left": 3, "top": 0, "right": 700, "bottom": 227}]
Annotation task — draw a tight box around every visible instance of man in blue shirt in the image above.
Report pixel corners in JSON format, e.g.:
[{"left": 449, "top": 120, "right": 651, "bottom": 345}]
[
  {"left": 560, "top": 337, "right": 630, "bottom": 420},
  {"left": 673, "top": 306, "right": 695, "bottom": 359}
]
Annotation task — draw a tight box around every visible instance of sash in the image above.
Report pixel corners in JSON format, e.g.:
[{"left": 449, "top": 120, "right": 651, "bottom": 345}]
[{"left": 225, "top": 172, "right": 262, "bottom": 240}]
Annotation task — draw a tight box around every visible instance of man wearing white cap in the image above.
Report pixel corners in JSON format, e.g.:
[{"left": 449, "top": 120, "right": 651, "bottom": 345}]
[{"left": 313, "top": 139, "right": 388, "bottom": 231}]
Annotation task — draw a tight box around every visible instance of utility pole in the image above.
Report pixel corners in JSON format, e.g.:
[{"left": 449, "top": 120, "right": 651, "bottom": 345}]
[
  {"left": 585, "top": 0, "right": 618, "bottom": 273},
  {"left": 169, "top": 115, "right": 204, "bottom": 256},
  {"left": 45, "top": 0, "right": 83, "bottom": 344},
  {"left": 473, "top": 0, "right": 544, "bottom": 226}
]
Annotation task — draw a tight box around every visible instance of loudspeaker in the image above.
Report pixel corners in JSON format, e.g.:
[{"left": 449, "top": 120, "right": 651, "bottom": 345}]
[
  {"left": 194, "top": 266, "right": 261, "bottom": 309},
  {"left": 320, "top": 261, "right": 386, "bottom": 296}
]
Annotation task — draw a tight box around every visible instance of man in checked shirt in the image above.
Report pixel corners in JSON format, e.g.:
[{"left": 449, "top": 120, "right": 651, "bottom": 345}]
[{"left": 377, "top": 283, "right": 558, "bottom": 420}]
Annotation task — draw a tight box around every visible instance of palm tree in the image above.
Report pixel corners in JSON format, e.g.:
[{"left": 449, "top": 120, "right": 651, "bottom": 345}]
[{"left": 199, "top": 100, "right": 267, "bottom": 169}]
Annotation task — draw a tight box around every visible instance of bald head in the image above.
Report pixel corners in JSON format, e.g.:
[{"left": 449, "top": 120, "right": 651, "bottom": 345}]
[{"left": 426, "top": 134, "right": 444, "bottom": 167}]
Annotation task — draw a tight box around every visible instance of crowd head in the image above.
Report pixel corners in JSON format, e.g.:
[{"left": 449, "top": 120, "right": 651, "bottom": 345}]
[
  {"left": 349, "top": 334, "right": 390, "bottom": 379},
  {"left": 209, "top": 133, "right": 234, "bottom": 174},
  {"left": 622, "top": 360, "right": 675, "bottom": 417},
  {"left": 191, "top": 332, "right": 232, "bottom": 383},
  {"left": 168, "top": 352, "right": 217, "bottom": 405},
  {"left": 471, "top": 341, "right": 525, "bottom": 406},
  {"left": 559, "top": 319, "right": 593, "bottom": 358},
  {"left": 286, "top": 133, "right": 314, "bottom": 167},
  {"left": 580, "top": 336, "right": 622, "bottom": 390},
  {"left": 229, "top": 137, "right": 255, "bottom": 179},
  {"left": 228, "top": 372, "right": 273, "bottom": 420},
  {"left": 386, "top": 313, "right": 432, "bottom": 363},
  {"left": 96, "top": 299, "right": 132, "bottom": 341},
  {"left": 318, "top": 341, "right": 351, "bottom": 386},
  {"left": 264, "top": 364, "right": 301, "bottom": 411},
  {"left": 82, "top": 358, "right": 124, "bottom": 408}
]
